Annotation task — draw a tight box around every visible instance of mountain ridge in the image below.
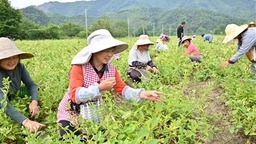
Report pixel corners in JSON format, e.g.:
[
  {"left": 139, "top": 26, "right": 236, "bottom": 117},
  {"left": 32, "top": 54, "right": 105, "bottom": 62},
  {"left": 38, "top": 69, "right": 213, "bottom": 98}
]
[
  {"left": 36, "top": 0, "right": 256, "bottom": 20},
  {"left": 20, "top": 0, "right": 255, "bottom": 35}
]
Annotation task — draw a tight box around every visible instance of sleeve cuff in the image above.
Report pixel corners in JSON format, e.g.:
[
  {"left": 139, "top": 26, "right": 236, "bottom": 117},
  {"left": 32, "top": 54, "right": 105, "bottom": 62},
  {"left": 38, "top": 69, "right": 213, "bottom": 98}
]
[
  {"left": 75, "top": 83, "right": 101, "bottom": 104},
  {"left": 122, "top": 86, "right": 144, "bottom": 101},
  {"left": 228, "top": 60, "right": 235, "bottom": 64}
]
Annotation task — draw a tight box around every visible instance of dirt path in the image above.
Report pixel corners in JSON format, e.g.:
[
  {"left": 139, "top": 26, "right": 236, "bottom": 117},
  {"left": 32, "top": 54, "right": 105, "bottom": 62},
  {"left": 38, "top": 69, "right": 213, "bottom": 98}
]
[
  {"left": 204, "top": 85, "right": 247, "bottom": 144},
  {"left": 185, "top": 81, "right": 247, "bottom": 144}
]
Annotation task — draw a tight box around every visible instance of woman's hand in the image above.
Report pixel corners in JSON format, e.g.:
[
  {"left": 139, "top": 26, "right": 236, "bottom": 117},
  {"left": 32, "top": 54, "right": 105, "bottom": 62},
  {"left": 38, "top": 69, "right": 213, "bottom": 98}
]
[
  {"left": 29, "top": 100, "right": 40, "bottom": 118},
  {"left": 146, "top": 65, "right": 152, "bottom": 71},
  {"left": 98, "top": 77, "right": 116, "bottom": 91},
  {"left": 220, "top": 61, "right": 229, "bottom": 68},
  {"left": 152, "top": 67, "right": 160, "bottom": 73},
  {"left": 146, "top": 66, "right": 160, "bottom": 73},
  {"left": 139, "top": 91, "right": 162, "bottom": 102},
  {"left": 22, "top": 118, "right": 45, "bottom": 132}
]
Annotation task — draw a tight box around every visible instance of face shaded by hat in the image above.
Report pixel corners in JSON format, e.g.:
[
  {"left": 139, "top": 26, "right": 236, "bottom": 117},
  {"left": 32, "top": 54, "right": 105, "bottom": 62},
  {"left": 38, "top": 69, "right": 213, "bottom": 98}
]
[
  {"left": 181, "top": 36, "right": 192, "bottom": 44},
  {"left": 222, "top": 24, "right": 248, "bottom": 43},
  {"left": 0, "top": 37, "right": 34, "bottom": 61},
  {"left": 71, "top": 29, "right": 128, "bottom": 65},
  {"left": 136, "top": 35, "right": 154, "bottom": 46}
]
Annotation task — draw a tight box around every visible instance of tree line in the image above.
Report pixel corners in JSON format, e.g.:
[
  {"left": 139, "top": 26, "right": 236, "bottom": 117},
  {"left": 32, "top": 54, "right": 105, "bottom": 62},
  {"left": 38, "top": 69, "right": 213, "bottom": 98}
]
[{"left": 0, "top": 1, "right": 128, "bottom": 40}]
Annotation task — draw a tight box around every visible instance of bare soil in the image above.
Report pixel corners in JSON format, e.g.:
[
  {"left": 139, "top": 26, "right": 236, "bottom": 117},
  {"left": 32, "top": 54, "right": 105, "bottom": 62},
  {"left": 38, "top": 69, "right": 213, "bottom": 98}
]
[{"left": 185, "top": 81, "right": 248, "bottom": 144}]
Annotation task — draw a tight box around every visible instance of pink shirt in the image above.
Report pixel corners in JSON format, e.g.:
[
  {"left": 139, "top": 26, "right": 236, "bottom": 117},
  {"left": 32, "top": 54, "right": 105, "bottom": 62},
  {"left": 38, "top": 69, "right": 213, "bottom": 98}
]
[{"left": 185, "top": 42, "right": 200, "bottom": 57}]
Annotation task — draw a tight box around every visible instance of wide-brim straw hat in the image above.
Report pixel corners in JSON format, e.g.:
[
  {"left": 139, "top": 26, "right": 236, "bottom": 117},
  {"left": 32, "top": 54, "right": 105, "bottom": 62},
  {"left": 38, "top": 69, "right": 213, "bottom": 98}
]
[
  {"left": 71, "top": 29, "right": 128, "bottom": 64},
  {"left": 181, "top": 36, "right": 192, "bottom": 44},
  {"left": 249, "top": 21, "right": 255, "bottom": 25},
  {"left": 0, "top": 37, "right": 34, "bottom": 60},
  {"left": 222, "top": 24, "right": 248, "bottom": 43},
  {"left": 136, "top": 35, "right": 154, "bottom": 46}
]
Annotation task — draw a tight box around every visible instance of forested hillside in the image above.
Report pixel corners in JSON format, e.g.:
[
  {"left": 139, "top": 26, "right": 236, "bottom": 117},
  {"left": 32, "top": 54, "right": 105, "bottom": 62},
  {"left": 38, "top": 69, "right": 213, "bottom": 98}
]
[
  {"left": 36, "top": 0, "right": 255, "bottom": 19},
  {"left": 107, "top": 7, "right": 246, "bottom": 35},
  {"left": 23, "top": 0, "right": 255, "bottom": 35},
  {"left": 22, "top": 5, "right": 247, "bottom": 35}
]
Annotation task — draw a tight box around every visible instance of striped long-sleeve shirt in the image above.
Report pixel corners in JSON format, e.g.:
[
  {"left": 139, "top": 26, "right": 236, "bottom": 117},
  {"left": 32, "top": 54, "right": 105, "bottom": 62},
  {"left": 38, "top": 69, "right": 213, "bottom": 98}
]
[{"left": 229, "top": 27, "right": 256, "bottom": 63}]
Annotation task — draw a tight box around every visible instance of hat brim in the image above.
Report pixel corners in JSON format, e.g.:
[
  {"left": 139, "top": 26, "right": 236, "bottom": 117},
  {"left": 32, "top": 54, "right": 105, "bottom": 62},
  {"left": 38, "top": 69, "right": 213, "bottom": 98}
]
[
  {"left": 222, "top": 25, "right": 248, "bottom": 43},
  {"left": 136, "top": 40, "right": 154, "bottom": 46},
  {"left": 0, "top": 51, "right": 34, "bottom": 60},
  {"left": 71, "top": 38, "right": 128, "bottom": 65},
  {"left": 90, "top": 38, "right": 128, "bottom": 54},
  {"left": 181, "top": 37, "right": 191, "bottom": 44},
  {"left": 19, "top": 52, "right": 34, "bottom": 59}
]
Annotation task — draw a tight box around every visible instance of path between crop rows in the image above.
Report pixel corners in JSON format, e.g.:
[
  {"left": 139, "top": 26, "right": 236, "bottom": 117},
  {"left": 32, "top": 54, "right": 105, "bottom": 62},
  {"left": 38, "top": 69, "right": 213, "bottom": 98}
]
[{"left": 191, "top": 81, "right": 247, "bottom": 144}]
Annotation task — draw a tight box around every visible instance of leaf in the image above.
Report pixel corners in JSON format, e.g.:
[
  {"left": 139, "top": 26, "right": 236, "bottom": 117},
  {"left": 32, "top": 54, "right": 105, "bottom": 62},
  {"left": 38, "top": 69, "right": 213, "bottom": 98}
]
[
  {"left": 121, "top": 111, "right": 132, "bottom": 120},
  {"left": 150, "top": 118, "right": 158, "bottom": 128},
  {"left": 146, "top": 139, "right": 159, "bottom": 144},
  {"left": 138, "top": 127, "right": 149, "bottom": 139},
  {"left": 229, "top": 126, "right": 235, "bottom": 134}
]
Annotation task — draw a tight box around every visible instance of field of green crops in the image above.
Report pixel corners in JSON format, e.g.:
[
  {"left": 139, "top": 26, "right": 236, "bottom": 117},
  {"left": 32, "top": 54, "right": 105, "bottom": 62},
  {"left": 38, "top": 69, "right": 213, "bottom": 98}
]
[{"left": 0, "top": 36, "right": 255, "bottom": 143}]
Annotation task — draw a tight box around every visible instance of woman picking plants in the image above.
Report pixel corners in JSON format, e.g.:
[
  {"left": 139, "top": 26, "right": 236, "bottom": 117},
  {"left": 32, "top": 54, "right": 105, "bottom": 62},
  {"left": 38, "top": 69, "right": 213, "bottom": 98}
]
[
  {"left": 220, "top": 24, "right": 256, "bottom": 74},
  {"left": 127, "top": 35, "right": 160, "bottom": 82},
  {"left": 57, "top": 29, "right": 162, "bottom": 139},
  {"left": 0, "top": 37, "right": 45, "bottom": 132}
]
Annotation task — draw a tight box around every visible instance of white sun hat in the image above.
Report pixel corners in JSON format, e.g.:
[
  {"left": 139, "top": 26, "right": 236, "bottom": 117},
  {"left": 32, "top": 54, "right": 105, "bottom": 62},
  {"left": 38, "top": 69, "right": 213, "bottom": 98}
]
[
  {"left": 181, "top": 36, "right": 192, "bottom": 44},
  {"left": 249, "top": 21, "right": 255, "bottom": 25},
  {"left": 0, "top": 37, "right": 34, "bottom": 60},
  {"left": 71, "top": 29, "right": 128, "bottom": 64},
  {"left": 222, "top": 24, "right": 248, "bottom": 43},
  {"left": 135, "top": 35, "right": 154, "bottom": 46}
]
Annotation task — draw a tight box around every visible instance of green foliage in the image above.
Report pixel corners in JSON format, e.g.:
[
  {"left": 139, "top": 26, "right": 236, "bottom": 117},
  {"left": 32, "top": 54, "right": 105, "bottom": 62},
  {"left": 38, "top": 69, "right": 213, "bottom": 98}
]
[
  {"left": 89, "top": 17, "right": 113, "bottom": 34},
  {"left": 20, "top": 23, "right": 60, "bottom": 40},
  {"left": 19, "top": 18, "right": 41, "bottom": 39},
  {"left": 0, "top": 78, "right": 11, "bottom": 112},
  {"left": 26, "top": 29, "right": 49, "bottom": 40},
  {"left": 59, "top": 21, "right": 84, "bottom": 38},
  {"left": 45, "top": 24, "right": 60, "bottom": 39},
  {"left": 110, "top": 21, "right": 128, "bottom": 37},
  {"left": 0, "top": 0, "right": 22, "bottom": 39},
  {"left": 76, "top": 30, "right": 86, "bottom": 38},
  {"left": 0, "top": 78, "right": 29, "bottom": 142},
  {"left": 89, "top": 17, "right": 128, "bottom": 37},
  {"left": 1, "top": 36, "right": 255, "bottom": 143}
]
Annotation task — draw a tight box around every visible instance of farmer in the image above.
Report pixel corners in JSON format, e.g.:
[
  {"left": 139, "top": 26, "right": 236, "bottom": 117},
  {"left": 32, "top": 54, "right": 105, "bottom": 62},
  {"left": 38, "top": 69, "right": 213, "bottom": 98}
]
[
  {"left": 201, "top": 34, "right": 213, "bottom": 43},
  {"left": 127, "top": 34, "right": 160, "bottom": 82},
  {"left": 177, "top": 22, "right": 186, "bottom": 47},
  {"left": 0, "top": 37, "right": 45, "bottom": 132},
  {"left": 248, "top": 21, "right": 255, "bottom": 27},
  {"left": 156, "top": 34, "right": 169, "bottom": 51},
  {"left": 57, "top": 29, "right": 162, "bottom": 138},
  {"left": 220, "top": 24, "right": 256, "bottom": 74},
  {"left": 156, "top": 38, "right": 168, "bottom": 51},
  {"left": 159, "top": 33, "right": 170, "bottom": 42},
  {"left": 181, "top": 36, "right": 202, "bottom": 62}
]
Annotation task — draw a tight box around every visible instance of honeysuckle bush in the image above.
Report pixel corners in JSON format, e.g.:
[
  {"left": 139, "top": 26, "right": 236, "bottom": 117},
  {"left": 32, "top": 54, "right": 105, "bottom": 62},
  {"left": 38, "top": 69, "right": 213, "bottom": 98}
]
[{"left": 0, "top": 36, "right": 255, "bottom": 143}]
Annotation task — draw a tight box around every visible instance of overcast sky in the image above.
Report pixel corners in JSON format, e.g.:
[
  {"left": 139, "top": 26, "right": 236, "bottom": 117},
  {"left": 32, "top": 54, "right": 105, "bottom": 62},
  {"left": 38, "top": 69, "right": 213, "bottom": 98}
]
[{"left": 9, "top": 0, "right": 89, "bottom": 8}]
